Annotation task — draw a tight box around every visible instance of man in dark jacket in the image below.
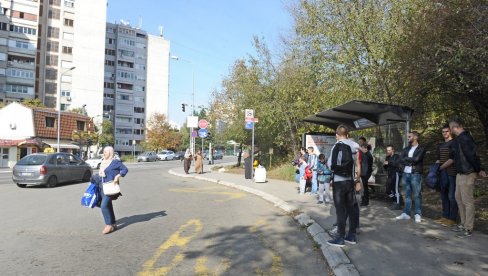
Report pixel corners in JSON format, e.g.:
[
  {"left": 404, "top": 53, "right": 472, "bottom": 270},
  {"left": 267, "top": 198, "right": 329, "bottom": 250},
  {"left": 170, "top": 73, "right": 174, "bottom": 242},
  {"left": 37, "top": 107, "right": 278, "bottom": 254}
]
[
  {"left": 395, "top": 131, "right": 426, "bottom": 223},
  {"left": 448, "top": 117, "right": 487, "bottom": 238},
  {"left": 384, "top": 144, "right": 402, "bottom": 209},
  {"left": 360, "top": 144, "right": 373, "bottom": 206}
]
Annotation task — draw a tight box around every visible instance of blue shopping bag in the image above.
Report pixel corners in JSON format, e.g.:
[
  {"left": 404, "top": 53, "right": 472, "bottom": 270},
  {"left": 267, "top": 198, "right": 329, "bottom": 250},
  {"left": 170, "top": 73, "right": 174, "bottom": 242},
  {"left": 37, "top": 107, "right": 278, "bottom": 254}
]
[{"left": 81, "top": 183, "right": 100, "bottom": 208}]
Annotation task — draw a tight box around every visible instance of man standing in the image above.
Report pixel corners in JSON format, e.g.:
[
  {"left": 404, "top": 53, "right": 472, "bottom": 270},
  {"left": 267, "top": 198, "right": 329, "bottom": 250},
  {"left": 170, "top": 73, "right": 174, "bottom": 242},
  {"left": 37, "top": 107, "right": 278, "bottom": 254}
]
[
  {"left": 360, "top": 144, "right": 374, "bottom": 206},
  {"left": 384, "top": 145, "right": 402, "bottom": 210},
  {"left": 434, "top": 124, "right": 458, "bottom": 227},
  {"left": 327, "top": 125, "right": 361, "bottom": 247},
  {"left": 395, "top": 131, "right": 426, "bottom": 223},
  {"left": 449, "top": 117, "right": 487, "bottom": 238},
  {"left": 307, "top": 147, "right": 318, "bottom": 194}
]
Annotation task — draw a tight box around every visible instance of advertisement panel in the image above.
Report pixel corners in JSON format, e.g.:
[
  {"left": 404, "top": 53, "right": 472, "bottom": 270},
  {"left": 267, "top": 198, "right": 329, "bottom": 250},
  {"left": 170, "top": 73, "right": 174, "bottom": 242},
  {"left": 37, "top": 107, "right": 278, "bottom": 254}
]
[{"left": 303, "top": 133, "right": 336, "bottom": 158}]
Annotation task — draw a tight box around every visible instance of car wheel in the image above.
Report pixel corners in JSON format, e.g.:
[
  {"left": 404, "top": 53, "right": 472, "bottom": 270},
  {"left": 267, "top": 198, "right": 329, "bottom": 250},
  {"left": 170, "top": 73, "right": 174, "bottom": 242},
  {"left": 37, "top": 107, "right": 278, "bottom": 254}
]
[
  {"left": 82, "top": 171, "right": 92, "bottom": 182},
  {"left": 16, "top": 183, "right": 27, "bottom": 188},
  {"left": 46, "top": 176, "right": 57, "bottom": 188}
]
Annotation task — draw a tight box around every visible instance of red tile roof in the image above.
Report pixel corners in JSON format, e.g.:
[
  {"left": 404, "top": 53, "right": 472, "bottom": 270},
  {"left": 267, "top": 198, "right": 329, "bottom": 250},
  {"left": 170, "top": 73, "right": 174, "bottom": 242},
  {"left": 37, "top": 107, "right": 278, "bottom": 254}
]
[{"left": 31, "top": 107, "right": 95, "bottom": 140}]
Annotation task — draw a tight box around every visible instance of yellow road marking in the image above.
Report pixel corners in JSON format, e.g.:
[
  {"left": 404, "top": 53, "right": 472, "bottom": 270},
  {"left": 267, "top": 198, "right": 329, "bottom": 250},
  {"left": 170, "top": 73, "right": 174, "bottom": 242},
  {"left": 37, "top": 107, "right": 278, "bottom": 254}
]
[
  {"left": 251, "top": 219, "right": 284, "bottom": 276},
  {"left": 138, "top": 219, "right": 203, "bottom": 276},
  {"left": 195, "top": 256, "right": 231, "bottom": 276},
  {"left": 169, "top": 186, "right": 246, "bottom": 202}
]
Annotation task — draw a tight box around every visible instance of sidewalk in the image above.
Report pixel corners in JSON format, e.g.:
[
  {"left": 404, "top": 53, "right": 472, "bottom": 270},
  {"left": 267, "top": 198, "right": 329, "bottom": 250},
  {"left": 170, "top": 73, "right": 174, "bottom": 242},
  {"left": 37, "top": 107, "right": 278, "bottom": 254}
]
[{"left": 169, "top": 163, "right": 488, "bottom": 276}]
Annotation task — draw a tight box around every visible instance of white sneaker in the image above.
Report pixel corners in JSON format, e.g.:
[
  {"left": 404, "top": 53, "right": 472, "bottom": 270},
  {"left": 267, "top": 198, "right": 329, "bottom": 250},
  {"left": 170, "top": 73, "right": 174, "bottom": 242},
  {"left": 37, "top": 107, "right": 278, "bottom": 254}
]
[
  {"left": 415, "top": 214, "right": 422, "bottom": 223},
  {"left": 395, "top": 213, "right": 411, "bottom": 220}
]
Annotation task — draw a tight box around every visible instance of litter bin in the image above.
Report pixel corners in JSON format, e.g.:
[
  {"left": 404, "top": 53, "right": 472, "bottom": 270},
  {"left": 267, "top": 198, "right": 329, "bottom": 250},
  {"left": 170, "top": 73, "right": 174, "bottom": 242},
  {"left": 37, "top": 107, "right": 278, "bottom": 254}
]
[{"left": 254, "top": 165, "right": 266, "bottom": 183}]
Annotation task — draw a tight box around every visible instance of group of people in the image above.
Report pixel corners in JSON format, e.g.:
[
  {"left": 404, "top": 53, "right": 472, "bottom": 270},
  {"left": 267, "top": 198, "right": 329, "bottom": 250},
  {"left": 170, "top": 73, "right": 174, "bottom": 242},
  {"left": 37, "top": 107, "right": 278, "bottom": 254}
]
[
  {"left": 182, "top": 149, "right": 204, "bottom": 174},
  {"left": 294, "top": 116, "right": 485, "bottom": 247},
  {"left": 390, "top": 117, "right": 486, "bottom": 239}
]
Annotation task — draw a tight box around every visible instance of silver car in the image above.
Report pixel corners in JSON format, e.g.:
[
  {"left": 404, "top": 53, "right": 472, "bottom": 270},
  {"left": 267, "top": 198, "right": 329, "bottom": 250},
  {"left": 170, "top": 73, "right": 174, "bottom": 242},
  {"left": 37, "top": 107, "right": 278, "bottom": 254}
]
[
  {"left": 137, "top": 151, "right": 158, "bottom": 162},
  {"left": 12, "top": 153, "right": 93, "bottom": 188}
]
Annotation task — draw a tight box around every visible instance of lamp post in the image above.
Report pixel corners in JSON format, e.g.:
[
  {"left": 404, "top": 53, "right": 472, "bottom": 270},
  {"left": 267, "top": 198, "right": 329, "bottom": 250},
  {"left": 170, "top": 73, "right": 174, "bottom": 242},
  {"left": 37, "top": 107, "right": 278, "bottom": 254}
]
[
  {"left": 170, "top": 55, "right": 195, "bottom": 154},
  {"left": 57, "top": 66, "right": 76, "bottom": 152}
]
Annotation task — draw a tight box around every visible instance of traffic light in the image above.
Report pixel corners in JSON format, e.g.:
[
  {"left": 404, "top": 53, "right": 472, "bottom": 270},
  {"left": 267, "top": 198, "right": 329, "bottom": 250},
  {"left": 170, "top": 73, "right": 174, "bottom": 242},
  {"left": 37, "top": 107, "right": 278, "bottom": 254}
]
[{"left": 181, "top": 104, "right": 185, "bottom": 112}]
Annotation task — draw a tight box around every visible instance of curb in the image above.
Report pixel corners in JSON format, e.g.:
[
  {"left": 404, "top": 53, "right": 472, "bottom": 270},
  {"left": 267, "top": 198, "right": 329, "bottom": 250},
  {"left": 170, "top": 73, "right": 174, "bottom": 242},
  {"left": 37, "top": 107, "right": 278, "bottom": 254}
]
[{"left": 168, "top": 168, "right": 359, "bottom": 276}]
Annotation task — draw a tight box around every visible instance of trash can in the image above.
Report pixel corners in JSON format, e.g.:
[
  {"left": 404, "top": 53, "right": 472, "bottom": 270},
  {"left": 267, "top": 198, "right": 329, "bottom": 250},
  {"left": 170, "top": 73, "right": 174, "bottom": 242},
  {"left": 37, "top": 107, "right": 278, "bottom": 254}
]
[{"left": 254, "top": 165, "right": 266, "bottom": 183}]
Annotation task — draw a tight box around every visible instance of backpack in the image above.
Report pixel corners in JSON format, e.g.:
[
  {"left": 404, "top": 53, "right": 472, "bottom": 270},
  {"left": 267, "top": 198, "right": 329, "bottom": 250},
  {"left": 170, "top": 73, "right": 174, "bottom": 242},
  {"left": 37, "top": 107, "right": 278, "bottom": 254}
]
[
  {"left": 304, "top": 165, "right": 313, "bottom": 181},
  {"left": 331, "top": 142, "right": 354, "bottom": 177},
  {"left": 426, "top": 163, "right": 440, "bottom": 190}
]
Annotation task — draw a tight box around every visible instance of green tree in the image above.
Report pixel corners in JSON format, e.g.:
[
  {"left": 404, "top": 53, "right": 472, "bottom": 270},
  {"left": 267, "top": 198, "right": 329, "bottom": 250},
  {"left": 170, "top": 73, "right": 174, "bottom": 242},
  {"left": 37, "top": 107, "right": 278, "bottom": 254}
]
[
  {"left": 22, "top": 98, "right": 45, "bottom": 108},
  {"left": 98, "top": 119, "right": 114, "bottom": 148}
]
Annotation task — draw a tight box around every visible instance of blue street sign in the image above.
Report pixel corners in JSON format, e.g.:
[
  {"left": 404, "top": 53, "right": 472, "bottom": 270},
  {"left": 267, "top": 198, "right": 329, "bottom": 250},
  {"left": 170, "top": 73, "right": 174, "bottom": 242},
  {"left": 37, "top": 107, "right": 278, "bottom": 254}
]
[
  {"left": 245, "top": 121, "right": 254, "bottom": 130},
  {"left": 198, "top": 128, "right": 208, "bottom": 138}
]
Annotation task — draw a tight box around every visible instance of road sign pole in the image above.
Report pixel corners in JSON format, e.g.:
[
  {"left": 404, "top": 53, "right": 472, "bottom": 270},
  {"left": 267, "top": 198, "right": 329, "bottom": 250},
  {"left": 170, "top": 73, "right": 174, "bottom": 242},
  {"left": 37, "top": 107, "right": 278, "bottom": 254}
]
[{"left": 251, "top": 121, "right": 255, "bottom": 177}]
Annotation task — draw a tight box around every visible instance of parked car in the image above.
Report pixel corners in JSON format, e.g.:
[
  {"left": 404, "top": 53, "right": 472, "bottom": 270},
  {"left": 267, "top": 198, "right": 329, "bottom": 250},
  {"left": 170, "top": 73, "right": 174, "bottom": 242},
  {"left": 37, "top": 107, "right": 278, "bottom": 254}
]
[
  {"left": 157, "top": 150, "right": 175, "bottom": 161},
  {"left": 137, "top": 151, "right": 158, "bottom": 162},
  {"left": 206, "top": 150, "right": 224, "bottom": 160},
  {"left": 12, "top": 153, "right": 93, "bottom": 188},
  {"left": 85, "top": 156, "right": 103, "bottom": 169},
  {"left": 173, "top": 151, "right": 185, "bottom": 160}
]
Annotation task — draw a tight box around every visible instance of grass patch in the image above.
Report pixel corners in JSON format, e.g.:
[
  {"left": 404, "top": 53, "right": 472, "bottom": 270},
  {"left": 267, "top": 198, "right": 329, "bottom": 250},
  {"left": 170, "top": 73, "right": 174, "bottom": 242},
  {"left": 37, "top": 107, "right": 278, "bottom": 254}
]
[{"left": 267, "top": 164, "right": 297, "bottom": 182}]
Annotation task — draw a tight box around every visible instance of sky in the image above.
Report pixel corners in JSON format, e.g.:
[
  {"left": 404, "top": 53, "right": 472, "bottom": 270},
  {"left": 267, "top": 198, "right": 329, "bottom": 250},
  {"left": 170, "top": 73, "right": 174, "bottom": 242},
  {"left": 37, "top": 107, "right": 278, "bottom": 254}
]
[{"left": 107, "top": 0, "right": 293, "bottom": 127}]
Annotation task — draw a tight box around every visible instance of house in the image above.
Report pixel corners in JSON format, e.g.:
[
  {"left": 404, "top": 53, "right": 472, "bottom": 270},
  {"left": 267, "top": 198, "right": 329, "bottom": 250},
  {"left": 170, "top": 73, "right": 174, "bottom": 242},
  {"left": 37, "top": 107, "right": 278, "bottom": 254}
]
[{"left": 0, "top": 102, "right": 94, "bottom": 168}]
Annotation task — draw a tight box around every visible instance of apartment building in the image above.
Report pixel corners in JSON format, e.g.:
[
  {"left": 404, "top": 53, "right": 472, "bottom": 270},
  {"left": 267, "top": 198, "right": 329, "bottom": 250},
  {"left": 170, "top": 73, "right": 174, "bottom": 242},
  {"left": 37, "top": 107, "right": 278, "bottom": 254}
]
[
  {"left": 0, "top": 0, "right": 106, "bottom": 120},
  {"left": 104, "top": 22, "right": 169, "bottom": 156}
]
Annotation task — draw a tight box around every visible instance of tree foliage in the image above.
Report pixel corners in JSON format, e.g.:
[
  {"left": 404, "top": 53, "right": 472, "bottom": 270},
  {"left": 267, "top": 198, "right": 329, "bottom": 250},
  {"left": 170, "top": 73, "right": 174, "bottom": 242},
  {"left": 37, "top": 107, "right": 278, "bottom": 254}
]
[
  {"left": 143, "top": 113, "right": 182, "bottom": 151},
  {"left": 22, "top": 98, "right": 45, "bottom": 108}
]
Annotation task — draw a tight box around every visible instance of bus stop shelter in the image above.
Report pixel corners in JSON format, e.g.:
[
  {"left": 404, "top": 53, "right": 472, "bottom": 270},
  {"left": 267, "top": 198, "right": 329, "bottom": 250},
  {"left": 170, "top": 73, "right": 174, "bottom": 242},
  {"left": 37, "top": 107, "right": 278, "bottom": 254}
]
[{"left": 304, "top": 100, "right": 414, "bottom": 146}]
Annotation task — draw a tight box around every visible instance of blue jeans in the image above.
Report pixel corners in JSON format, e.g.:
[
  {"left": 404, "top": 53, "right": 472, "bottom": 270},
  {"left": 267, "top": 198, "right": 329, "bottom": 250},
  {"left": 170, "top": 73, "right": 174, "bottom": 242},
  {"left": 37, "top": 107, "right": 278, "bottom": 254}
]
[
  {"left": 440, "top": 170, "right": 457, "bottom": 221},
  {"left": 311, "top": 171, "right": 318, "bottom": 193},
  {"left": 402, "top": 173, "right": 422, "bottom": 216},
  {"left": 101, "top": 190, "right": 116, "bottom": 225}
]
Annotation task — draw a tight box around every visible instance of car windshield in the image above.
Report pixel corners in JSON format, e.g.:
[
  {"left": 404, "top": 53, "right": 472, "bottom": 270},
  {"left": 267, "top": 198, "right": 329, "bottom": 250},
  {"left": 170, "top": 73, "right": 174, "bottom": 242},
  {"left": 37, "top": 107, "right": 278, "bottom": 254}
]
[{"left": 17, "top": 155, "right": 47, "bottom": 166}]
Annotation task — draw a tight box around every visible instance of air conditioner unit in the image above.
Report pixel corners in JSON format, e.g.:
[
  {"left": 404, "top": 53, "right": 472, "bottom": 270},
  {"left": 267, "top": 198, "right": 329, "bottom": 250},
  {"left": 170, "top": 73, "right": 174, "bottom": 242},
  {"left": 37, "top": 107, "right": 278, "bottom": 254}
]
[{"left": 66, "top": 96, "right": 71, "bottom": 101}]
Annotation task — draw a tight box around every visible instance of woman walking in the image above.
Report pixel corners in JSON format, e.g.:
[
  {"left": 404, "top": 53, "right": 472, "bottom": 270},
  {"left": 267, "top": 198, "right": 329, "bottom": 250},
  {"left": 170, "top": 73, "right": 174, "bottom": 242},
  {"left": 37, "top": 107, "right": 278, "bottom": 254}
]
[
  {"left": 99, "top": 146, "right": 128, "bottom": 234},
  {"left": 194, "top": 150, "right": 204, "bottom": 174},
  {"left": 183, "top": 149, "right": 192, "bottom": 174}
]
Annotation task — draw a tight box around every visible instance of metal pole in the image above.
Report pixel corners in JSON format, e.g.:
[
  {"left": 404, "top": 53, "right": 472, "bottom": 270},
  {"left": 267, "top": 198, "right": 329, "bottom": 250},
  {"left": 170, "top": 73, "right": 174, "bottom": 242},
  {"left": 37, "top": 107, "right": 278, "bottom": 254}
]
[
  {"left": 251, "top": 122, "right": 255, "bottom": 177},
  {"left": 57, "top": 66, "right": 75, "bottom": 152}
]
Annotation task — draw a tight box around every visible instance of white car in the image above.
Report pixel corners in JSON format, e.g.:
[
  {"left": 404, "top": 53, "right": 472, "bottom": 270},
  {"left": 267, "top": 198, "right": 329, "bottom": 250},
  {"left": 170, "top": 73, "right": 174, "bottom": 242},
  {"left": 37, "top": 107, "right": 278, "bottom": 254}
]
[
  {"left": 157, "top": 150, "right": 175, "bottom": 161},
  {"left": 85, "top": 157, "right": 103, "bottom": 169}
]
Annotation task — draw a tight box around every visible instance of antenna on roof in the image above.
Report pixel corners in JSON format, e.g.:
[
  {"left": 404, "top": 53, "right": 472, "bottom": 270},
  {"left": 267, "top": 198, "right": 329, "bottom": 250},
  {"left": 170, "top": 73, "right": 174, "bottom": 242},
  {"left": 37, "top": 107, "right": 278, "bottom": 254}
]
[{"left": 158, "top": 26, "right": 164, "bottom": 37}]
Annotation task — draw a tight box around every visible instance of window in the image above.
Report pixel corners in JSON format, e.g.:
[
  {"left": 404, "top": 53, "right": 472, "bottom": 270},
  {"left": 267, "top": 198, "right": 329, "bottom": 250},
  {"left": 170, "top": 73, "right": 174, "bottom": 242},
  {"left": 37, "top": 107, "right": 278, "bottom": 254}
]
[
  {"left": 115, "top": 140, "right": 131, "bottom": 146},
  {"left": 134, "top": 107, "right": 144, "bottom": 113},
  {"left": 103, "top": 93, "right": 114, "bottom": 99},
  {"left": 118, "top": 94, "right": 131, "bottom": 101},
  {"left": 118, "top": 28, "right": 135, "bottom": 36},
  {"left": 0, "top": 53, "right": 6, "bottom": 61},
  {"left": 117, "top": 71, "right": 134, "bottom": 80},
  {"left": 10, "top": 24, "right": 37, "bottom": 35},
  {"left": 49, "top": 0, "right": 61, "bottom": 6},
  {"left": 0, "top": 22, "right": 8, "bottom": 31},
  {"left": 105, "top": 60, "right": 114, "bottom": 66},
  {"left": 135, "top": 118, "right": 145, "bottom": 125},
  {"left": 76, "top": 121, "right": 85, "bottom": 131},
  {"left": 6, "top": 68, "right": 35, "bottom": 79},
  {"left": 47, "top": 41, "right": 59, "bottom": 52},
  {"left": 48, "top": 8, "right": 60, "bottom": 19},
  {"left": 135, "top": 64, "right": 145, "bottom": 70},
  {"left": 117, "top": 60, "right": 133, "bottom": 68},
  {"left": 45, "top": 82, "right": 57, "bottom": 94},
  {"left": 48, "top": 26, "right": 59, "bottom": 38},
  {"left": 134, "top": 96, "right": 144, "bottom": 103},
  {"left": 136, "top": 42, "right": 146, "bottom": 49},
  {"left": 104, "top": 82, "right": 115, "bottom": 89},
  {"left": 61, "top": 90, "right": 71, "bottom": 97},
  {"left": 105, "top": 49, "right": 115, "bottom": 56},
  {"left": 107, "top": 38, "right": 115, "bottom": 44},
  {"left": 45, "top": 117, "right": 55, "bottom": 128},
  {"left": 117, "top": 83, "right": 133, "bottom": 90},
  {"left": 12, "top": 10, "right": 37, "bottom": 21},
  {"left": 62, "top": 46, "right": 72, "bottom": 54},
  {"left": 60, "top": 103, "right": 70, "bottom": 111},
  {"left": 8, "top": 55, "right": 35, "bottom": 65},
  {"left": 63, "top": 32, "right": 74, "bottom": 40},
  {"left": 118, "top": 49, "right": 134, "bottom": 58},
  {"left": 5, "top": 84, "right": 34, "bottom": 94},
  {"left": 64, "top": 19, "right": 74, "bottom": 27},
  {"left": 136, "top": 33, "right": 146, "bottom": 38},
  {"left": 115, "top": 117, "right": 132, "bottom": 123},
  {"left": 45, "top": 55, "right": 58, "bottom": 66},
  {"left": 134, "top": 86, "right": 145, "bottom": 92},
  {"left": 119, "top": 38, "right": 135, "bottom": 47},
  {"left": 45, "top": 68, "right": 58, "bottom": 80},
  {"left": 116, "top": 128, "right": 132, "bottom": 134},
  {"left": 64, "top": 0, "right": 75, "bottom": 8}
]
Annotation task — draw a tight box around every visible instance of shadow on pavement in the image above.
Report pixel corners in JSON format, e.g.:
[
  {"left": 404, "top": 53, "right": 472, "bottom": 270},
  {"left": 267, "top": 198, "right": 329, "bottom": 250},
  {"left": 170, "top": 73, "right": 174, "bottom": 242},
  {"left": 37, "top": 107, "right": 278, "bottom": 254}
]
[{"left": 116, "top": 210, "right": 167, "bottom": 230}]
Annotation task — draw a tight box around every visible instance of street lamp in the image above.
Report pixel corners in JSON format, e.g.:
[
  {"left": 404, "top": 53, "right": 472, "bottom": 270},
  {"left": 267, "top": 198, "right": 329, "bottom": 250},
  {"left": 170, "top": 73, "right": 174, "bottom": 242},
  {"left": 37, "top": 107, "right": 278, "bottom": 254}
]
[
  {"left": 57, "top": 66, "right": 76, "bottom": 152},
  {"left": 170, "top": 55, "right": 195, "bottom": 154}
]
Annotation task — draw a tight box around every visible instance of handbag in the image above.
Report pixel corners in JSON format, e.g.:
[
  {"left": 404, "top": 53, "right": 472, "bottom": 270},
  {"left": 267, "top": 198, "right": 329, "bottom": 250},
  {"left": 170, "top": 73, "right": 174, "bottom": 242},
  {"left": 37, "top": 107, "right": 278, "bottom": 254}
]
[
  {"left": 103, "top": 181, "right": 121, "bottom": 196},
  {"left": 81, "top": 183, "right": 100, "bottom": 208}
]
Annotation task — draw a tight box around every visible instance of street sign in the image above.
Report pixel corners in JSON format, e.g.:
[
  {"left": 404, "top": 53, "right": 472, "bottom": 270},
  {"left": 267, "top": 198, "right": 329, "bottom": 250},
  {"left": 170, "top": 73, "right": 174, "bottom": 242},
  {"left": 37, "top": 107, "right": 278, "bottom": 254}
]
[
  {"left": 198, "top": 119, "right": 208, "bottom": 129},
  {"left": 245, "top": 121, "right": 254, "bottom": 129},
  {"left": 198, "top": 128, "right": 208, "bottom": 138},
  {"left": 187, "top": 116, "right": 198, "bottom": 128},
  {"left": 191, "top": 130, "right": 198, "bottom": 138},
  {"left": 245, "top": 109, "right": 254, "bottom": 119},
  {"left": 245, "top": 117, "right": 259, "bottom": 122}
]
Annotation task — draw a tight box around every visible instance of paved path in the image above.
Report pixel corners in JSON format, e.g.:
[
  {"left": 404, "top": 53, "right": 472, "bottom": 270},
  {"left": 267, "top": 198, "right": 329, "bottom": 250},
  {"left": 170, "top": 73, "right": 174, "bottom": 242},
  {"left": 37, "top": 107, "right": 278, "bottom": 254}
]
[{"left": 170, "top": 162, "right": 488, "bottom": 276}]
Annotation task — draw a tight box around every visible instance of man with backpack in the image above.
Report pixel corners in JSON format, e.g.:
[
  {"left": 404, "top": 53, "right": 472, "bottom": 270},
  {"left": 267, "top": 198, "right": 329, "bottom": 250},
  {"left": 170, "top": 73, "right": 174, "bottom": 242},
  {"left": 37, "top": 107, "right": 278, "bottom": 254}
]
[{"left": 327, "top": 124, "right": 361, "bottom": 247}]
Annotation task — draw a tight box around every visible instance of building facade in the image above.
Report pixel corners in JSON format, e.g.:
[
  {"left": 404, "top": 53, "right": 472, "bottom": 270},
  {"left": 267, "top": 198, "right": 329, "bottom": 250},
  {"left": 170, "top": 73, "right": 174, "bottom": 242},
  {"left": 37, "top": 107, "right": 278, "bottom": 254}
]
[
  {"left": 0, "top": 0, "right": 106, "bottom": 120},
  {"left": 104, "top": 22, "right": 169, "bottom": 156}
]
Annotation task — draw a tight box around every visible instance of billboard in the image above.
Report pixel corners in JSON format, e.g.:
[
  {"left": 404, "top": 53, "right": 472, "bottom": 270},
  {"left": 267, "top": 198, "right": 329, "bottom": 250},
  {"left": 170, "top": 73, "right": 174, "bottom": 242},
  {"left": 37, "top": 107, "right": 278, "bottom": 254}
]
[{"left": 303, "top": 133, "right": 336, "bottom": 158}]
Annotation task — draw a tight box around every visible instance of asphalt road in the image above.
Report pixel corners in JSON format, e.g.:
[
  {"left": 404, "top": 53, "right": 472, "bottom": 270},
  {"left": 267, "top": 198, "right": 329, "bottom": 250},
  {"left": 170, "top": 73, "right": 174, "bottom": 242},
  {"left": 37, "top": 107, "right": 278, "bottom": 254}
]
[{"left": 0, "top": 158, "right": 328, "bottom": 275}]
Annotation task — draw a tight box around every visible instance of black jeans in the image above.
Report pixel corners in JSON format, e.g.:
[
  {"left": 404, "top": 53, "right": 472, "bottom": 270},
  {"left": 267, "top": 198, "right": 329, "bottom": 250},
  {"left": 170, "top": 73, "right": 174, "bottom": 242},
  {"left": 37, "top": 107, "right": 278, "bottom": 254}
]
[
  {"left": 333, "top": 180, "right": 357, "bottom": 238},
  {"left": 361, "top": 175, "right": 372, "bottom": 204}
]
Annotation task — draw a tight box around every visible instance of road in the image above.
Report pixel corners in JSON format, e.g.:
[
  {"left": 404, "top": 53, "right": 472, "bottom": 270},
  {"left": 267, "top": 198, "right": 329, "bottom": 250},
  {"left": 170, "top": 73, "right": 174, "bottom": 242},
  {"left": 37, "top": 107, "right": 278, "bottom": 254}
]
[{"left": 0, "top": 157, "right": 328, "bottom": 275}]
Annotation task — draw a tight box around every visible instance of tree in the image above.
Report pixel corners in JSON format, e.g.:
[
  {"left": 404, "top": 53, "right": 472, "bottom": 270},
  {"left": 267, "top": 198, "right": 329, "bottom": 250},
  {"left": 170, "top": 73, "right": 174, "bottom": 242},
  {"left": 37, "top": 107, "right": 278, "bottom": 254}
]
[
  {"left": 22, "top": 98, "right": 45, "bottom": 108},
  {"left": 98, "top": 119, "right": 114, "bottom": 148},
  {"left": 72, "top": 129, "right": 98, "bottom": 158},
  {"left": 143, "top": 113, "right": 182, "bottom": 151}
]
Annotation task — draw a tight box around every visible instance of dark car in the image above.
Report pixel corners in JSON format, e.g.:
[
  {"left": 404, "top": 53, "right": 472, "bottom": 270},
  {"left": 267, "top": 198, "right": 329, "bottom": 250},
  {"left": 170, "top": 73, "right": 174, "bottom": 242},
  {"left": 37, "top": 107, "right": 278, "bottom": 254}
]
[
  {"left": 12, "top": 153, "right": 93, "bottom": 188},
  {"left": 206, "top": 150, "right": 224, "bottom": 160},
  {"left": 173, "top": 151, "right": 185, "bottom": 160}
]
